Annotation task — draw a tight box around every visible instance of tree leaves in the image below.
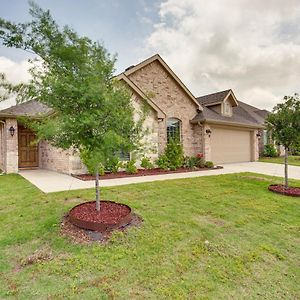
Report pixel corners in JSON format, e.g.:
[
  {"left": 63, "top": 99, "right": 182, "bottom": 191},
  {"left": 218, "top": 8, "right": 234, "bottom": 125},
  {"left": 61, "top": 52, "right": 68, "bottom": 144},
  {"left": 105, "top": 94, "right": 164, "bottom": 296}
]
[
  {"left": 0, "top": 2, "right": 146, "bottom": 174},
  {"left": 266, "top": 94, "right": 300, "bottom": 149}
]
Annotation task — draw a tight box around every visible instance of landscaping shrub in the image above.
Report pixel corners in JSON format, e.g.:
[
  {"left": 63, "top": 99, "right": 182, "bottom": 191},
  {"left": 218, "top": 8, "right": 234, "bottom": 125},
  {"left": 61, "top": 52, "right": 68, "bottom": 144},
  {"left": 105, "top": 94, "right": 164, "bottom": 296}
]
[
  {"left": 141, "top": 157, "right": 154, "bottom": 170},
  {"left": 204, "top": 161, "right": 214, "bottom": 168},
  {"left": 290, "top": 143, "right": 300, "bottom": 155},
  {"left": 263, "top": 144, "right": 278, "bottom": 157},
  {"left": 184, "top": 156, "right": 199, "bottom": 169},
  {"left": 164, "top": 138, "right": 184, "bottom": 170},
  {"left": 80, "top": 150, "right": 105, "bottom": 175},
  {"left": 156, "top": 154, "right": 169, "bottom": 170},
  {"left": 124, "top": 160, "right": 137, "bottom": 174},
  {"left": 105, "top": 156, "right": 121, "bottom": 173},
  {"left": 183, "top": 153, "right": 205, "bottom": 169}
]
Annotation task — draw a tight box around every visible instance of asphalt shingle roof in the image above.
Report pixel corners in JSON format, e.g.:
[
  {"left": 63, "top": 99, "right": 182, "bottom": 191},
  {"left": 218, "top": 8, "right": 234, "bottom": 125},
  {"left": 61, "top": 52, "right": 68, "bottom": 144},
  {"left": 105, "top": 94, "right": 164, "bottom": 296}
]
[
  {"left": 194, "top": 90, "right": 268, "bottom": 127},
  {"left": 0, "top": 100, "right": 52, "bottom": 118},
  {"left": 196, "top": 89, "right": 231, "bottom": 105}
]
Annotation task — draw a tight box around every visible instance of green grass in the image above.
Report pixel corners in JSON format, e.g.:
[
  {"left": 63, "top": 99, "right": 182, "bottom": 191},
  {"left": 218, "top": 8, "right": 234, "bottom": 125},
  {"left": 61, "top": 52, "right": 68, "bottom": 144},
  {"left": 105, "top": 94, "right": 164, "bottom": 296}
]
[
  {"left": 0, "top": 173, "right": 299, "bottom": 299},
  {"left": 259, "top": 155, "right": 300, "bottom": 166}
]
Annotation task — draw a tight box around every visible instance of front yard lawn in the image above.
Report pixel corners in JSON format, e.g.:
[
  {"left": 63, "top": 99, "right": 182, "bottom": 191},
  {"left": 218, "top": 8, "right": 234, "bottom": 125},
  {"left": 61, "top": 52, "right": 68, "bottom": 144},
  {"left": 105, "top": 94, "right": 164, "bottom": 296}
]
[
  {"left": 259, "top": 155, "right": 300, "bottom": 166},
  {"left": 0, "top": 173, "right": 299, "bottom": 299}
]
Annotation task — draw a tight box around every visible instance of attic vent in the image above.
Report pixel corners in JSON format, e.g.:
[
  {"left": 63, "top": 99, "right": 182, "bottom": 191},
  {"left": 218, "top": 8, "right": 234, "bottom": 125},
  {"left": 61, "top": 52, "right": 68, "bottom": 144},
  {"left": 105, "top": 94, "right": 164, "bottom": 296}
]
[{"left": 125, "top": 65, "right": 135, "bottom": 72}]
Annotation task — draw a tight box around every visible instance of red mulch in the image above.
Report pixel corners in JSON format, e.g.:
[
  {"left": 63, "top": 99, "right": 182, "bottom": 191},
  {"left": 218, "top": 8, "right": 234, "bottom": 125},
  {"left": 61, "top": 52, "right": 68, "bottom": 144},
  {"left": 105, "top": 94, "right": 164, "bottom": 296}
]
[
  {"left": 61, "top": 213, "right": 143, "bottom": 244},
  {"left": 72, "top": 166, "right": 223, "bottom": 181},
  {"left": 268, "top": 184, "right": 300, "bottom": 197},
  {"left": 69, "top": 201, "right": 131, "bottom": 225}
]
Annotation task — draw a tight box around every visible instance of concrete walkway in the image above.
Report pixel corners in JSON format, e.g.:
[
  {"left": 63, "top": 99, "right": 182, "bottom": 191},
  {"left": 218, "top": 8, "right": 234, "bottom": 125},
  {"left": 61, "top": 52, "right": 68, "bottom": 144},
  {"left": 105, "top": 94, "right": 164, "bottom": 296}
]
[{"left": 19, "top": 162, "right": 300, "bottom": 193}]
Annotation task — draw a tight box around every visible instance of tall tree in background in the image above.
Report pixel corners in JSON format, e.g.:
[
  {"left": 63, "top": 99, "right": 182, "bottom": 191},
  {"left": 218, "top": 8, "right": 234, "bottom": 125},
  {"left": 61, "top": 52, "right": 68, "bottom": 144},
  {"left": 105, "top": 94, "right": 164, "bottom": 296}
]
[
  {"left": 266, "top": 94, "right": 300, "bottom": 188},
  {"left": 0, "top": 2, "right": 145, "bottom": 210}
]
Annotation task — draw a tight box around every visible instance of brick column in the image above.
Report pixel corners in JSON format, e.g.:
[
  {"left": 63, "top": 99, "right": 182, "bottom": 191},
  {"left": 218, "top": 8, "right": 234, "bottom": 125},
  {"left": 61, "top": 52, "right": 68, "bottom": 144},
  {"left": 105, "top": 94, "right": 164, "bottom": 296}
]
[
  {"left": 203, "top": 124, "right": 212, "bottom": 161},
  {"left": 251, "top": 130, "right": 259, "bottom": 161},
  {"left": 5, "top": 119, "right": 18, "bottom": 173}
]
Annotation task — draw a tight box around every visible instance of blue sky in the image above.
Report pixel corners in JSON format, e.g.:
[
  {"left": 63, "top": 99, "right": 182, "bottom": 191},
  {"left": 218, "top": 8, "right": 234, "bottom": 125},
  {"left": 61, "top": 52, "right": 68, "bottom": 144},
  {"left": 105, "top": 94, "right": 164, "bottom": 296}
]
[{"left": 1, "top": 0, "right": 300, "bottom": 110}]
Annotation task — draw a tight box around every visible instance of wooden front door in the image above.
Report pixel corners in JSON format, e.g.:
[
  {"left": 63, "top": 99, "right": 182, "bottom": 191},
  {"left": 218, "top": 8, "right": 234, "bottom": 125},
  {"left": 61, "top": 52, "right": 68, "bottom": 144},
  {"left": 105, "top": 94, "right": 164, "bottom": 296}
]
[{"left": 18, "top": 125, "right": 39, "bottom": 168}]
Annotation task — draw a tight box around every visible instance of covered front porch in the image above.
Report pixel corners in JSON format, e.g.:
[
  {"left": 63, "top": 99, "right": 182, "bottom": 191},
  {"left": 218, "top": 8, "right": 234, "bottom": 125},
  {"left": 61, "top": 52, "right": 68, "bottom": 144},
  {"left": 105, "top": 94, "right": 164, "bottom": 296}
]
[
  {"left": 0, "top": 100, "right": 86, "bottom": 174},
  {"left": 0, "top": 118, "right": 40, "bottom": 173}
]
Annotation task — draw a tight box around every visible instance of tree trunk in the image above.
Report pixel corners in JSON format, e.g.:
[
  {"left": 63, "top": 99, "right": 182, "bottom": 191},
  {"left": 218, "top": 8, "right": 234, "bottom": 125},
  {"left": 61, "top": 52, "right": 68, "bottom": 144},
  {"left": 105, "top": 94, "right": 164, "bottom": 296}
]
[
  {"left": 284, "top": 146, "right": 288, "bottom": 189},
  {"left": 95, "top": 167, "right": 100, "bottom": 211}
]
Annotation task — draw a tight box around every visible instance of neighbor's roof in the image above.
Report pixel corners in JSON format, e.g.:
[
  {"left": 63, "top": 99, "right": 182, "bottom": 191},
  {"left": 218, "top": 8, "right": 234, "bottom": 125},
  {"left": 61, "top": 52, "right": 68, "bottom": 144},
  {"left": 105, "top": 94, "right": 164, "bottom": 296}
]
[
  {"left": 193, "top": 90, "right": 268, "bottom": 128},
  {"left": 0, "top": 100, "right": 53, "bottom": 118}
]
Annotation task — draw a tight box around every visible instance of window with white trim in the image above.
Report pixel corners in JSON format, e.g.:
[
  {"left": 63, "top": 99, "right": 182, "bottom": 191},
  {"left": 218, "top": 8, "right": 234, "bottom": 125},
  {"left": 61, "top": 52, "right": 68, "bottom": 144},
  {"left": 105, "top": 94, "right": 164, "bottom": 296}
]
[
  {"left": 167, "top": 118, "right": 181, "bottom": 143},
  {"left": 223, "top": 101, "right": 232, "bottom": 116}
]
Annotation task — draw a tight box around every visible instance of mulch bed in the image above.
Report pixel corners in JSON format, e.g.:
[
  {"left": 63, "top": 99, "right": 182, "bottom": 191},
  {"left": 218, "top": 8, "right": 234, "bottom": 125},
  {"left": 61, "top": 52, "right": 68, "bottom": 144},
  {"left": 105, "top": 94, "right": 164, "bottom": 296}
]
[
  {"left": 72, "top": 166, "right": 223, "bottom": 181},
  {"left": 61, "top": 201, "right": 143, "bottom": 244},
  {"left": 69, "top": 201, "right": 133, "bottom": 232},
  {"left": 268, "top": 184, "right": 300, "bottom": 197}
]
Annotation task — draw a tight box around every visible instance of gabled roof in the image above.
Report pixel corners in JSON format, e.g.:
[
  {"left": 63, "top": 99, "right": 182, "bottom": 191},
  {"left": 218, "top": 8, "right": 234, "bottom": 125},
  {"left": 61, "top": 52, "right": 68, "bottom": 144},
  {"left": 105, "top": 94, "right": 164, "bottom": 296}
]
[
  {"left": 116, "top": 73, "right": 165, "bottom": 119},
  {"left": 193, "top": 90, "right": 268, "bottom": 128},
  {"left": 0, "top": 100, "right": 53, "bottom": 118},
  {"left": 197, "top": 89, "right": 238, "bottom": 107},
  {"left": 119, "top": 54, "right": 203, "bottom": 111}
]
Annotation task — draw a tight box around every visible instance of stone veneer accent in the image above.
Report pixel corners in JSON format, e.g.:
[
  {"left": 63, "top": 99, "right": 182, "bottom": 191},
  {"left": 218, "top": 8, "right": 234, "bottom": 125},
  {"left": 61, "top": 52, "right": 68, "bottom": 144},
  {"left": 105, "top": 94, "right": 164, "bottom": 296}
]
[
  {"left": 128, "top": 60, "right": 202, "bottom": 156},
  {"left": 131, "top": 93, "right": 159, "bottom": 162}
]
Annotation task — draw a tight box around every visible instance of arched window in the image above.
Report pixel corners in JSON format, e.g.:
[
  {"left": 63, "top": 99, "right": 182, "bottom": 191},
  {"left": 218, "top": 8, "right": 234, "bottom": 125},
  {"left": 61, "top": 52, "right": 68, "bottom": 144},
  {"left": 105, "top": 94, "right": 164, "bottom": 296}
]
[{"left": 167, "top": 118, "right": 181, "bottom": 143}]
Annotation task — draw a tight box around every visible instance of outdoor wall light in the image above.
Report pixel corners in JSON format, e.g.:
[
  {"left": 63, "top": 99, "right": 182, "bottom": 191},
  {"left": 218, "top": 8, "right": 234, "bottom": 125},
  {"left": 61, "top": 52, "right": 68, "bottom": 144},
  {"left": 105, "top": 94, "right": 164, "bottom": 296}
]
[
  {"left": 206, "top": 129, "right": 212, "bottom": 137},
  {"left": 9, "top": 126, "right": 15, "bottom": 137},
  {"left": 256, "top": 133, "right": 261, "bottom": 139}
]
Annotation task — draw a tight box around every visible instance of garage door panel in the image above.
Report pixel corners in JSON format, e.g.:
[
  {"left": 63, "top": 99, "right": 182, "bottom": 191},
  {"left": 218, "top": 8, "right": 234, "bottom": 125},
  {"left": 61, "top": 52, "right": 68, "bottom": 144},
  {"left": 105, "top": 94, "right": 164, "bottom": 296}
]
[{"left": 211, "top": 127, "right": 251, "bottom": 164}]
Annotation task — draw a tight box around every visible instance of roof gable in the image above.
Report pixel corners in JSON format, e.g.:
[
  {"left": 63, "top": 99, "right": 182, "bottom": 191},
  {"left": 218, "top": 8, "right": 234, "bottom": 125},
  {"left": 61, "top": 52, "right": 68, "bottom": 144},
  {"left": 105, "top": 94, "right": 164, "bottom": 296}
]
[
  {"left": 117, "top": 73, "right": 165, "bottom": 119},
  {"left": 197, "top": 89, "right": 238, "bottom": 107},
  {"left": 122, "top": 54, "right": 203, "bottom": 111}
]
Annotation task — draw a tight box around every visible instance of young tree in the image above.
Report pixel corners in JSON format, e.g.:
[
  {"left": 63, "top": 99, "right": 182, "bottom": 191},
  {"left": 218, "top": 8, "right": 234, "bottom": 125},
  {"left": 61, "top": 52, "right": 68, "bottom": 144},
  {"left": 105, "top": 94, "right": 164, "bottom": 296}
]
[
  {"left": 0, "top": 2, "right": 145, "bottom": 210},
  {"left": 266, "top": 94, "right": 300, "bottom": 188}
]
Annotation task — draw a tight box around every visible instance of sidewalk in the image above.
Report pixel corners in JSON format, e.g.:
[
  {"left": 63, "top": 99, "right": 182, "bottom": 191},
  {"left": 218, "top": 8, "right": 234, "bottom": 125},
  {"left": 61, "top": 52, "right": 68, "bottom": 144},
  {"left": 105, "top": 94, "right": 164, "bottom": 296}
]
[{"left": 19, "top": 162, "right": 300, "bottom": 193}]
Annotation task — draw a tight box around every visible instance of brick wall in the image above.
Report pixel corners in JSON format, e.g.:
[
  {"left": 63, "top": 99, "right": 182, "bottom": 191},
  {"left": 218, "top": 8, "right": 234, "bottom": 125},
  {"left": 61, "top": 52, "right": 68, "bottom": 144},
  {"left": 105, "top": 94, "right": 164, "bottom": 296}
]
[
  {"left": 131, "top": 93, "right": 159, "bottom": 163},
  {"left": 39, "top": 141, "right": 87, "bottom": 175},
  {"left": 128, "top": 60, "right": 201, "bottom": 156},
  {"left": 0, "top": 123, "right": 4, "bottom": 171},
  {"left": 5, "top": 119, "right": 18, "bottom": 173}
]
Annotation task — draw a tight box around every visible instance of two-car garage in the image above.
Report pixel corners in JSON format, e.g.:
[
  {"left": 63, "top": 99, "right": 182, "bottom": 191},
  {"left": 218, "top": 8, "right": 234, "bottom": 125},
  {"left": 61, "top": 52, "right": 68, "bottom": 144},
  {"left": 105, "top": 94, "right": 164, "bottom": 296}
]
[{"left": 210, "top": 126, "right": 253, "bottom": 164}]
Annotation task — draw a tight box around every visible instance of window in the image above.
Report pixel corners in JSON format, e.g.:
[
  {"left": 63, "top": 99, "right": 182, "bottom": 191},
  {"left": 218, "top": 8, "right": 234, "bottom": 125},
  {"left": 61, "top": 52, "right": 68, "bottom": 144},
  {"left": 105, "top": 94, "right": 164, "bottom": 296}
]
[
  {"left": 167, "top": 118, "right": 181, "bottom": 143},
  {"left": 118, "top": 150, "right": 130, "bottom": 161},
  {"left": 263, "top": 130, "right": 268, "bottom": 146},
  {"left": 223, "top": 101, "right": 232, "bottom": 116}
]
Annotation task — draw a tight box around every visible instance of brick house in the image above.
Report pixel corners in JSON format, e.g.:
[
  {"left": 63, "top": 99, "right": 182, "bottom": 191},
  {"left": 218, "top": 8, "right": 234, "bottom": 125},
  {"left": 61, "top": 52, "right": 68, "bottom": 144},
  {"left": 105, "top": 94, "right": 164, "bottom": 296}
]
[{"left": 0, "top": 54, "right": 268, "bottom": 174}]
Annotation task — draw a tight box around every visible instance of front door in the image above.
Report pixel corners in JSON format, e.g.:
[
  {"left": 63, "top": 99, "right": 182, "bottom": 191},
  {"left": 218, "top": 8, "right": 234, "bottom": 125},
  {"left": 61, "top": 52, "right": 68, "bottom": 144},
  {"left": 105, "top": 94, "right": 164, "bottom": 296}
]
[{"left": 18, "top": 125, "right": 39, "bottom": 168}]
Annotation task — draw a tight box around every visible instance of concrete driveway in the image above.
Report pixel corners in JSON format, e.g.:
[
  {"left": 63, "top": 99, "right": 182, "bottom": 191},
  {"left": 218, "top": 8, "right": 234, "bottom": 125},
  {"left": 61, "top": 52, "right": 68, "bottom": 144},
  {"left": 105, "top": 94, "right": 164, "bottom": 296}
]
[{"left": 19, "top": 162, "right": 300, "bottom": 193}]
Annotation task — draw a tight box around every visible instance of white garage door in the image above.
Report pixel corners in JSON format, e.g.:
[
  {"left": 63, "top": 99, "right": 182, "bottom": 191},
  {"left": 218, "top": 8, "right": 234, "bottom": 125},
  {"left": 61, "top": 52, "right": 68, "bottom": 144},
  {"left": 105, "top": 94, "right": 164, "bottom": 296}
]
[{"left": 211, "top": 127, "right": 252, "bottom": 164}]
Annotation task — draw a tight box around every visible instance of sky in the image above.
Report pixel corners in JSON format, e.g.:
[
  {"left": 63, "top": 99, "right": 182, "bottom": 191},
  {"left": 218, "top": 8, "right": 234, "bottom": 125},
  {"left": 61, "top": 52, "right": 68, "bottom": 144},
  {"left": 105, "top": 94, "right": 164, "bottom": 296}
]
[{"left": 0, "top": 0, "right": 300, "bottom": 110}]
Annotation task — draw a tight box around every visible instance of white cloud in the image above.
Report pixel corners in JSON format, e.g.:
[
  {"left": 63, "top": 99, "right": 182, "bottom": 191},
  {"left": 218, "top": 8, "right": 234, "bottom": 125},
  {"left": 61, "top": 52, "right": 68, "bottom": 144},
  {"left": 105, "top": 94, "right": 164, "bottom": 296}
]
[
  {"left": 0, "top": 57, "right": 31, "bottom": 109},
  {"left": 144, "top": 0, "right": 300, "bottom": 110}
]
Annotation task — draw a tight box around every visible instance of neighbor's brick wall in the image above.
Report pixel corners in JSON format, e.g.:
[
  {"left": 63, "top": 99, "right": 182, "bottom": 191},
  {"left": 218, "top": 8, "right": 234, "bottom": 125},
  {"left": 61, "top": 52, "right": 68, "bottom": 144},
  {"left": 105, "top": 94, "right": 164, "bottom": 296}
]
[
  {"left": 5, "top": 119, "right": 18, "bottom": 173},
  {"left": 128, "top": 60, "right": 201, "bottom": 156}
]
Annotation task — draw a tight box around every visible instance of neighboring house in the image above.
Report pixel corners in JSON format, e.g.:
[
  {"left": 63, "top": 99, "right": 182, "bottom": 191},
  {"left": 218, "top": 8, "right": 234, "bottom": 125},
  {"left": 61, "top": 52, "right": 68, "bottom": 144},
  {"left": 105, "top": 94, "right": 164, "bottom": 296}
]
[{"left": 0, "top": 54, "right": 268, "bottom": 174}]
